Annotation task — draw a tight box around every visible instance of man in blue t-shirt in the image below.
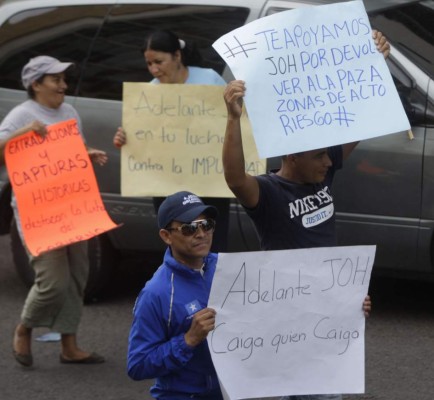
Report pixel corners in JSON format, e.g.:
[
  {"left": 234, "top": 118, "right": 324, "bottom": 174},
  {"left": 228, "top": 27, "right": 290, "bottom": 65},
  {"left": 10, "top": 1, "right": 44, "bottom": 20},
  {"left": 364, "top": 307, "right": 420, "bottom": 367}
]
[{"left": 221, "top": 30, "right": 390, "bottom": 400}]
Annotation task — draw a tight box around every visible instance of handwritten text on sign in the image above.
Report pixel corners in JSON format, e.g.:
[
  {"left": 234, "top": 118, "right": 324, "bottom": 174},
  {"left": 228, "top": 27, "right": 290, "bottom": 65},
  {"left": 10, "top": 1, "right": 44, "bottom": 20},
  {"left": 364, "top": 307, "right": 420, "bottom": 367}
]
[
  {"left": 5, "top": 119, "right": 117, "bottom": 256},
  {"left": 212, "top": 1, "right": 410, "bottom": 158},
  {"left": 121, "top": 83, "right": 264, "bottom": 197},
  {"left": 209, "top": 245, "right": 376, "bottom": 399}
]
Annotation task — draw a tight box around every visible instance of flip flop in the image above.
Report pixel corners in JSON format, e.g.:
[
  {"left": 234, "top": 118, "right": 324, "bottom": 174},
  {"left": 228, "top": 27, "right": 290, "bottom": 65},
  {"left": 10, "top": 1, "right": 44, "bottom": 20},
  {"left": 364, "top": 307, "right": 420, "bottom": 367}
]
[
  {"left": 59, "top": 352, "right": 105, "bottom": 364},
  {"left": 13, "top": 325, "right": 33, "bottom": 367},
  {"left": 13, "top": 350, "right": 33, "bottom": 367}
]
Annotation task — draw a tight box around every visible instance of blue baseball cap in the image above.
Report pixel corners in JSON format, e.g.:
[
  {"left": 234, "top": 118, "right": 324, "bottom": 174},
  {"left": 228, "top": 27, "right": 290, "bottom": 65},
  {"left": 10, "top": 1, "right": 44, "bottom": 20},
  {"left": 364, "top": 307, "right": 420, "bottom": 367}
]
[{"left": 158, "top": 191, "right": 218, "bottom": 229}]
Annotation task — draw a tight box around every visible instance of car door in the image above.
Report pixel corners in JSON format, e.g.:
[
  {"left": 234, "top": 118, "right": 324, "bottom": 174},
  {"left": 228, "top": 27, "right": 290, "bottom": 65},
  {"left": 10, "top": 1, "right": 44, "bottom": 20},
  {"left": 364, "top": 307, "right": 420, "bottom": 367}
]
[{"left": 334, "top": 1, "right": 434, "bottom": 274}]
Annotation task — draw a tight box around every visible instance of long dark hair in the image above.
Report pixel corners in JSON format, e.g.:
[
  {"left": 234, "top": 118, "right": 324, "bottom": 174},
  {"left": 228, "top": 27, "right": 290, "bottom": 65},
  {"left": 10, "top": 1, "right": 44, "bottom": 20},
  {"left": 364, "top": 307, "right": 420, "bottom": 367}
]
[{"left": 142, "top": 29, "right": 202, "bottom": 67}]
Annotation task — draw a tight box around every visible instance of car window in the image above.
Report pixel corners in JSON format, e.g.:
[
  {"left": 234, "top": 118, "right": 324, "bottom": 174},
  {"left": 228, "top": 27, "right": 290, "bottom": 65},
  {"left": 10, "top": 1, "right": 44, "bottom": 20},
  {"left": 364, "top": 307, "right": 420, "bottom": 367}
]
[
  {"left": 0, "top": 5, "right": 111, "bottom": 94},
  {"left": 79, "top": 4, "right": 249, "bottom": 100},
  {"left": 0, "top": 4, "right": 249, "bottom": 101},
  {"left": 386, "top": 55, "right": 429, "bottom": 124},
  {"left": 370, "top": 1, "right": 434, "bottom": 124},
  {"left": 370, "top": 0, "right": 434, "bottom": 80}
]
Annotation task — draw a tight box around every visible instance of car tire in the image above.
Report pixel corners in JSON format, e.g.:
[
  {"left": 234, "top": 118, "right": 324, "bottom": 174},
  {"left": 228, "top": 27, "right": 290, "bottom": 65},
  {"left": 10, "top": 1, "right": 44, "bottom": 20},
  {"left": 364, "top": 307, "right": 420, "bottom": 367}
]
[
  {"left": 10, "top": 217, "right": 117, "bottom": 302},
  {"left": 85, "top": 232, "right": 118, "bottom": 302}
]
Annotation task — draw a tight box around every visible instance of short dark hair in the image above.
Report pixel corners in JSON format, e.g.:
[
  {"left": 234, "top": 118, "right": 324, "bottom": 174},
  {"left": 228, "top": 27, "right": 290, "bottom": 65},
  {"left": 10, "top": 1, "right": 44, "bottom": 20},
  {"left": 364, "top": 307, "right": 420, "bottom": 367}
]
[
  {"left": 26, "top": 75, "right": 45, "bottom": 99},
  {"left": 142, "top": 29, "right": 202, "bottom": 67},
  {"left": 281, "top": 151, "right": 305, "bottom": 161}
]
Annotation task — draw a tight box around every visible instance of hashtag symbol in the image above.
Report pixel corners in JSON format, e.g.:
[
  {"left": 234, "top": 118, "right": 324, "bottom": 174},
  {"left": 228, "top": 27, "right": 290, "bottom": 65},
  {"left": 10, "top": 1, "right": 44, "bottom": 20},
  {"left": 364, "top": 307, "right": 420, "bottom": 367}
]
[
  {"left": 222, "top": 36, "right": 257, "bottom": 59},
  {"left": 333, "top": 106, "right": 356, "bottom": 127}
]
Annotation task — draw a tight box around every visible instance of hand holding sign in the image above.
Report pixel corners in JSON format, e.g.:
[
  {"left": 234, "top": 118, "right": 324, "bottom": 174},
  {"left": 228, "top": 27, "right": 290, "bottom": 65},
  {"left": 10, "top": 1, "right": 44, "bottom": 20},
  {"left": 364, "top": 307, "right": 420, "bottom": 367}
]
[{"left": 185, "top": 307, "right": 217, "bottom": 347}]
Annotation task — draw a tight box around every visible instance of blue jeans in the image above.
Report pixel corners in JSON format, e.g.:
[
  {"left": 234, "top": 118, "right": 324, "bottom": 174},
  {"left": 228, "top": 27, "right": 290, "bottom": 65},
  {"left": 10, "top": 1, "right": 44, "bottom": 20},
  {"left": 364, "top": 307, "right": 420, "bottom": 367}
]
[{"left": 281, "top": 395, "right": 342, "bottom": 400}]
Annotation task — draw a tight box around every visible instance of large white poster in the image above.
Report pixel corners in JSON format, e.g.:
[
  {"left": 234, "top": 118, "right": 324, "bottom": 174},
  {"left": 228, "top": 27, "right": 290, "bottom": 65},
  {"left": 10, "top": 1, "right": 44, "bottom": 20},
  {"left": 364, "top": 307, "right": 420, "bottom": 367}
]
[
  {"left": 208, "top": 245, "right": 376, "bottom": 399},
  {"left": 213, "top": 1, "right": 410, "bottom": 158}
]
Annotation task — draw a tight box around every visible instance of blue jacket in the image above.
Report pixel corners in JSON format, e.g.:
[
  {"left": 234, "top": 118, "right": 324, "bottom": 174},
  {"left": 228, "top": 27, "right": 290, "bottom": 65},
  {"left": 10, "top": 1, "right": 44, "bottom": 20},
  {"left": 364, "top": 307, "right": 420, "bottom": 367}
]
[{"left": 127, "top": 248, "right": 222, "bottom": 399}]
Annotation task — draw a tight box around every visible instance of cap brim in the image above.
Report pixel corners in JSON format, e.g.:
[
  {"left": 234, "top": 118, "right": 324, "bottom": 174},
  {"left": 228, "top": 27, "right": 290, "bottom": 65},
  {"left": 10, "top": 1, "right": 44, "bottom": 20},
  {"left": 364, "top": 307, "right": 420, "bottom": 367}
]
[
  {"left": 175, "top": 205, "right": 218, "bottom": 223},
  {"left": 45, "top": 62, "right": 74, "bottom": 74}
]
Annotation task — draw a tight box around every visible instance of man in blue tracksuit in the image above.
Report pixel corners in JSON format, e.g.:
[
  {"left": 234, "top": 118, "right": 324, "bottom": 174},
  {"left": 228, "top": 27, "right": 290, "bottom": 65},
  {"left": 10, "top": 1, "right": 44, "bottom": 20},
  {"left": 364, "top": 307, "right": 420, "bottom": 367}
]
[{"left": 127, "top": 191, "right": 223, "bottom": 399}]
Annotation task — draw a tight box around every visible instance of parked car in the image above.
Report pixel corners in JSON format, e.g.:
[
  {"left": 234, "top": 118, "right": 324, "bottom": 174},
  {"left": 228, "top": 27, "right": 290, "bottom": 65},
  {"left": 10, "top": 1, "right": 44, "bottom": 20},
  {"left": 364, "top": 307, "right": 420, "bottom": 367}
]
[{"left": 0, "top": 0, "right": 433, "bottom": 298}]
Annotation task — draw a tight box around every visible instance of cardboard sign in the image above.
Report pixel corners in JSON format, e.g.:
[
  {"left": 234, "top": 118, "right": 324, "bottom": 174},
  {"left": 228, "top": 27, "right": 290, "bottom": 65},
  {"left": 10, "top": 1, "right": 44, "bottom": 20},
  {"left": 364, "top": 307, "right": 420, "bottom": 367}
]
[
  {"left": 213, "top": 1, "right": 410, "bottom": 157},
  {"left": 5, "top": 119, "right": 118, "bottom": 256},
  {"left": 121, "top": 83, "right": 265, "bottom": 197},
  {"left": 209, "top": 245, "right": 376, "bottom": 399}
]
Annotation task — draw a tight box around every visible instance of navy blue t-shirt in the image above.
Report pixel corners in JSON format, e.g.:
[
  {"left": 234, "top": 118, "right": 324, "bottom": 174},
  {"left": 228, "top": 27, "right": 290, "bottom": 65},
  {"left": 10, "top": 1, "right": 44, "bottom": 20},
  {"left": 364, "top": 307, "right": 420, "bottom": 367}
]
[{"left": 245, "top": 146, "right": 343, "bottom": 251}]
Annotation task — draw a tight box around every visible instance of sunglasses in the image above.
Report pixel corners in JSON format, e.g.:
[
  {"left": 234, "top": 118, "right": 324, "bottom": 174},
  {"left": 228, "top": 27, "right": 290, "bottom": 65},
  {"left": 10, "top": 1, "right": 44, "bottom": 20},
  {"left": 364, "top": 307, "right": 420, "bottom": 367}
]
[{"left": 166, "top": 218, "right": 216, "bottom": 237}]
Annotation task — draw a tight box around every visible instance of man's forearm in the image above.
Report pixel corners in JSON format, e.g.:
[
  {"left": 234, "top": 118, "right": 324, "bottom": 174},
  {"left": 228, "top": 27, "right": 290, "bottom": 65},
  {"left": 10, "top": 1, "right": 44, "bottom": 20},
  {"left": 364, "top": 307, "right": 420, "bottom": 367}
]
[{"left": 222, "top": 117, "right": 247, "bottom": 189}]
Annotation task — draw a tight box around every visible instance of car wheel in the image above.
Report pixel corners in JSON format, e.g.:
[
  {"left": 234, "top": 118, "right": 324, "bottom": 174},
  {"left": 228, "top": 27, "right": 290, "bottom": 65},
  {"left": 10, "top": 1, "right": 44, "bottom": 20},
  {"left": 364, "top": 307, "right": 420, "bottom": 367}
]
[
  {"left": 85, "top": 232, "right": 118, "bottom": 302},
  {"left": 10, "top": 217, "right": 117, "bottom": 302}
]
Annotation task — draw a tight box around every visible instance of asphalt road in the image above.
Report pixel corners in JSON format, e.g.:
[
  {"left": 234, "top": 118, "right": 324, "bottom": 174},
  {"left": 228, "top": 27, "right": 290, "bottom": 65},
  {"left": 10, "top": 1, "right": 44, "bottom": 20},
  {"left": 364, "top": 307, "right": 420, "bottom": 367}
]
[{"left": 1, "top": 233, "right": 434, "bottom": 400}]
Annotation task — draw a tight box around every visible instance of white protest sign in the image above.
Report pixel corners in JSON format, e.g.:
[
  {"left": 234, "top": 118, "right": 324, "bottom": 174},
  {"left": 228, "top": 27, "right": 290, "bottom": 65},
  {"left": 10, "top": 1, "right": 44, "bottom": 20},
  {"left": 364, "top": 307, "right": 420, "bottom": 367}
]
[
  {"left": 213, "top": 1, "right": 410, "bottom": 158},
  {"left": 208, "top": 245, "right": 376, "bottom": 399}
]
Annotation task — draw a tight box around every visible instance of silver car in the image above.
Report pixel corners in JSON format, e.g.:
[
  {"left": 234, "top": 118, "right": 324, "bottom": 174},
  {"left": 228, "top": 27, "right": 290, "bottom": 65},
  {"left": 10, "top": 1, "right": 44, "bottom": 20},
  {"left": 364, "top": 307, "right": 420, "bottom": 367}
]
[{"left": 0, "top": 0, "right": 433, "bottom": 298}]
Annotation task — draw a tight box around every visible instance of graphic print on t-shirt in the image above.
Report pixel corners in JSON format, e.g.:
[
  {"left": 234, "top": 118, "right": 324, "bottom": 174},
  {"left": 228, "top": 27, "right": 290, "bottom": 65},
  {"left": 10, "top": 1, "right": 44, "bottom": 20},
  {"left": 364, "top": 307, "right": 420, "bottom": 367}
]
[
  {"left": 288, "top": 186, "right": 334, "bottom": 228},
  {"left": 302, "top": 203, "right": 334, "bottom": 228}
]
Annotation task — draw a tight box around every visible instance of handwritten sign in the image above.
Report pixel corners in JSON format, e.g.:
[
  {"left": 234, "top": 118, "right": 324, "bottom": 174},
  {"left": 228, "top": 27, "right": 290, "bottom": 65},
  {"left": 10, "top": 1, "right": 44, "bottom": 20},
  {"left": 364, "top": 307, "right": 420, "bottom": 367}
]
[
  {"left": 121, "top": 83, "right": 265, "bottom": 197},
  {"left": 208, "top": 245, "right": 376, "bottom": 399},
  {"left": 213, "top": 1, "right": 410, "bottom": 158},
  {"left": 5, "top": 119, "right": 118, "bottom": 256}
]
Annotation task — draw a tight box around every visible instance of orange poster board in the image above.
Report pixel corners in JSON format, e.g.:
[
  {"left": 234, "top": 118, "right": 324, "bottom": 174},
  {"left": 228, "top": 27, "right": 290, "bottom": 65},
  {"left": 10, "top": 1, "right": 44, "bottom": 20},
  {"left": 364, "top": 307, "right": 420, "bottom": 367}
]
[{"left": 5, "top": 119, "right": 118, "bottom": 256}]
